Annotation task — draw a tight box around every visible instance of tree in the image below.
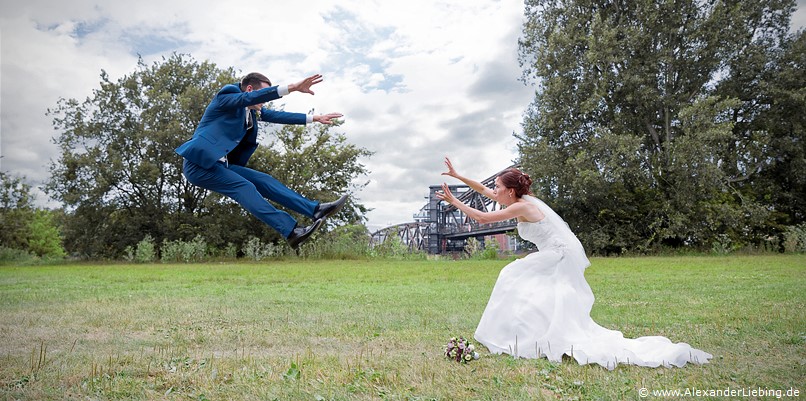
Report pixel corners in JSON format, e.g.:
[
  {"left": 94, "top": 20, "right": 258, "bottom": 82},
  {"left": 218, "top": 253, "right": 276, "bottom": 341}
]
[
  {"left": 47, "top": 53, "right": 233, "bottom": 258},
  {"left": 517, "top": 0, "right": 800, "bottom": 253},
  {"left": 0, "top": 172, "right": 36, "bottom": 251},
  {"left": 0, "top": 172, "right": 66, "bottom": 257},
  {"left": 715, "top": 29, "right": 806, "bottom": 241},
  {"left": 46, "top": 53, "right": 372, "bottom": 258},
  {"left": 249, "top": 121, "right": 373, "bottom": 226},
  {"left": 26, "top": 209, "right": 67, "bottom": 258}
]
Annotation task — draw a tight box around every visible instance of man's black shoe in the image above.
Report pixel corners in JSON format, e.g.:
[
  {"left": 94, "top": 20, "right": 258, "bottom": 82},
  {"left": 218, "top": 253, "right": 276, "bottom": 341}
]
[
  {"left": 313, "top": 194, "right": 349, "bottom": 221},
  {"left": 286, "top": 219, "right": 324, "bottom": 250}
]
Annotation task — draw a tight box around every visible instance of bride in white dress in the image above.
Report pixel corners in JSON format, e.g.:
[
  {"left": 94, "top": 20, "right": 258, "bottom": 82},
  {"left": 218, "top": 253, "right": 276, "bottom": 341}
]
[{"left": 435, "top": 158, "right": 712, "bottom": 370}]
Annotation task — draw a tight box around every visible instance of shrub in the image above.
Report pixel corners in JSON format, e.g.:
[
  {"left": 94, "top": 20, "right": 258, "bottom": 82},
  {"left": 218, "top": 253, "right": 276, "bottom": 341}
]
[
  {"left": 123, "top": 246, "right": 135, "bottom": 262},
  {"left": 480, "top": 238, "right": 500, "bottom": 259},
  {"left": 161, "top": 235, "right": 208, "bottom": 263},
  {"left": 242, "top": 236, "right": 276, "bottom": 261},
  {"left": 26, "top": 210, "right": 66, "bottom": 258},
  {"left": 0, "top": 246, "right": 35, "bottom": 264},
  {"left": 783, "top": 224, "right": 806, "bottom": 253},
  {"left": 304, "top": 224, "right": 372, "bottom": 259},
  {"left": 371, "top": 233, "right": 426, "bottom": 260},
  {"left": 465, "top": 237, "right": 500, "bottom": 260},
  {"left": 464, "top": 237, "right": 483, "bottom": 258},
  {"left": 711, "top": 233, "right": 734, "bottom": 254},
  {"left": 223, "top": 242, "right": 238, "bottom": 259},
  {"left": 135, "top": 235, "right": 157, "bottom": 263}
]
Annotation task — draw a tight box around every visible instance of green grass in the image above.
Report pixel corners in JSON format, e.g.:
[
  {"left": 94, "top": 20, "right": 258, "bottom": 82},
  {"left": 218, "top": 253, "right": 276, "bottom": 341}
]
[{"left": 0, "top": 255, "right": 803, "bottom": 400}]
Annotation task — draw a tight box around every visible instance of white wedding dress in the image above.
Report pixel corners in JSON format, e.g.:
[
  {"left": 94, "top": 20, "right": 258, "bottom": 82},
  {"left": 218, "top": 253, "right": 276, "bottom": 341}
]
[{"left": 474, "top": 195, "right": 712, "bottom": 370}]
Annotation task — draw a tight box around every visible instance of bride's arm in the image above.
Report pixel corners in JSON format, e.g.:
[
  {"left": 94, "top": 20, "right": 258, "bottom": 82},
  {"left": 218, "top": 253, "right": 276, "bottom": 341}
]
[
  {"left": 441, "top": 157, "right": 495, "bottom": 199},
  {"left": 436, "top": 183, "right": 527, "bottom": 224}
]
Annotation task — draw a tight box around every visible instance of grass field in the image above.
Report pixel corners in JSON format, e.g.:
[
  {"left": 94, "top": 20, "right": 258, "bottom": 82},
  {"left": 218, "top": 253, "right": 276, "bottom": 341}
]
[{"left": 1, "top": 255, "right": 804, "bottom": 400}]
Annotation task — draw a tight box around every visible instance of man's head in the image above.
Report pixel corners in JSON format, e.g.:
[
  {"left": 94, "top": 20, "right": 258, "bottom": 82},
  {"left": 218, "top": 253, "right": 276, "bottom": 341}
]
[{"left": 240, "top": 72, "right": 272, "bottom": 92}]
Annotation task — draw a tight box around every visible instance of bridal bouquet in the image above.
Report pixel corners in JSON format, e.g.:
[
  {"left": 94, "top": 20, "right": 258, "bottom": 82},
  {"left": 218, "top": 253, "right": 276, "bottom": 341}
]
[{"left": 444, "top": 336, "right": 479, "bottom": 363}]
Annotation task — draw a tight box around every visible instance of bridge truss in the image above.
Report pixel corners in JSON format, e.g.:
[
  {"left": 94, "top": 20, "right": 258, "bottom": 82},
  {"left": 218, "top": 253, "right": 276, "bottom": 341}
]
[{"left": 370, "top": 166, "right": 519, "bottom": 254}]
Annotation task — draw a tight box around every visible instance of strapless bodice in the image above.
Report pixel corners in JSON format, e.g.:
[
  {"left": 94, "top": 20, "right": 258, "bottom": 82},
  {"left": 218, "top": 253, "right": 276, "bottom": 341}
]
[{"left": 517, "top": 220, "right": 568, "bottom": 251}]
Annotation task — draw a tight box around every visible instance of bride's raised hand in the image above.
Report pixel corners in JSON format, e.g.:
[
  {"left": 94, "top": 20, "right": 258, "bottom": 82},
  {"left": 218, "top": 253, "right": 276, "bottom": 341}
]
[
  {"left": 441, "top": 157, "right": 460, "bottom": 179},
  {"left": 435, "top": 182, "right": 456, "bottom": 204}
]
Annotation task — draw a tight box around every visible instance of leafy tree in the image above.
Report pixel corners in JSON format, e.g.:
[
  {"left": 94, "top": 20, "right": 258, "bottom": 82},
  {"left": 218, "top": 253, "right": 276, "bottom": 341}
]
[
  {"left": 0, "top": 172, "right": 66, "bottom": 257},
  {"left": 0, "top": 172, "right": 35, "bottom": 250},
  {"left": 517, "top": 0, "right": 800, "bottom": 253},
  {"left": 46, "top": 53, "right": 372, "bottom": 258},
  {"left": 26, "top": 209, "right": 67, "bottom": 258},
  {"left": 715, "top": 29, "right": 806, "bottom": 241},
  {"left": 249, "top": 121, "right": 373, "bottom": 227},
  {"left": 47, "top": 53, "right": 233, "bottom": 258}
]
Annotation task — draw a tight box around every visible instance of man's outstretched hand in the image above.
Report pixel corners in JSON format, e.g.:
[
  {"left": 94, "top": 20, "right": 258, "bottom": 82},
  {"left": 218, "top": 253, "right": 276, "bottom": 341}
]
[
  {"left": 313, "top": 113, "right": 344, "bottom": 125},
  {"left": 290, "top": 74, "right": 324, "bottom": 95}
]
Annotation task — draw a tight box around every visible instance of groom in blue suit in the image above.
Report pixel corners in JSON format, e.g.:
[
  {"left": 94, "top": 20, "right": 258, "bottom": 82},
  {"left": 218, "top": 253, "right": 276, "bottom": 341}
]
[{"left": 176, "top": 72, "right": 348, "bottom": 249}]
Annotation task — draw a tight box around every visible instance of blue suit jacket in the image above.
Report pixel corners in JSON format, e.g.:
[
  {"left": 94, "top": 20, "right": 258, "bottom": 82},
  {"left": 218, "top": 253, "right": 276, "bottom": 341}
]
[{"left": 176, "top": 83, "right": 307, "bottom": 169}]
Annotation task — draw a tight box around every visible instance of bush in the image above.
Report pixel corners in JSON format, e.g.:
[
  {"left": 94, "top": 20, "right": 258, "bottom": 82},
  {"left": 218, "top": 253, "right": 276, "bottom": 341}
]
[
  {"left": 303, "top": 225, "right": 372, "bottom": 259},
  {"left": 223, "top": 242, "right": 238, "bottom": 259},
  {"left": 480, "top": 238, "right": 500, "bottom": 259},
  {"left": 783, "top": 224, "right": 806, "bottom": 253},
  {"left": 135, "top": 235, "right": 157, "bottom": 263},
  {"left": 123, "top": 246, "right": 135, "bottom": 262},
  {"left": 0, "top": 246, "right": 36, "bottom": 264},
  {"left": 711, "top": 233, "right": 734, "bottom": 254},
  {"left": 242, "top": 237, "right": 276, "bottom": 261},
  {"left": 371, "top": 233, "right": 426, "bottom": 260},
  {"left": 26, "top": 210, "right": 66, "bottom": 258},
  {"left": 161, "top": 235, "right": 208, "bottom": 263},
  {"left": 465, "top": 237, "right": 500, "bottom": 260}
]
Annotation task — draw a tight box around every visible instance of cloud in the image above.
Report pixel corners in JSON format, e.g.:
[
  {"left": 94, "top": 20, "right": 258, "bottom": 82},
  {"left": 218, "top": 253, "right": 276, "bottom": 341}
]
[
  {"left": 794, "top": 0, "right": 806, "bottom": 33},
  {"left": 9, "top": 0, "right": 793, "bottom": 233},
  {"left": 0, "top": 0, "right": 534, "bottom": 231}
]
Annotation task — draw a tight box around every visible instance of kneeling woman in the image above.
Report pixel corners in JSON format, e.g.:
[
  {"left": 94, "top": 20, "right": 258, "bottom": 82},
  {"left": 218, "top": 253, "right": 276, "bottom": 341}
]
[{"left": 436, "top": 157, "right": 712, "bottom": 370}]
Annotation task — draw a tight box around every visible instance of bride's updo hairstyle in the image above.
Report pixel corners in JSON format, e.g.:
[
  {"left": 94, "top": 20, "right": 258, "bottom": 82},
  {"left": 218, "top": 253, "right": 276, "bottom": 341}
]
[{"left": 498, "top": 168, "right": 533, "bottom": 198}]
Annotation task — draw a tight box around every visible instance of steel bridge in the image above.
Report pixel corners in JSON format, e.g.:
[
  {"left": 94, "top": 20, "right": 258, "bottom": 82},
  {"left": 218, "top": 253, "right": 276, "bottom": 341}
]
[{"left": 370, "top": 166, "right": 519, "bottom": 254}]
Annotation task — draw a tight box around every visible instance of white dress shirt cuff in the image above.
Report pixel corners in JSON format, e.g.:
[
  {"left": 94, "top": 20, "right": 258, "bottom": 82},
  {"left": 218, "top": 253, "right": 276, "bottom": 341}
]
[
  {"left": 306, "top": 115, "right": 313, "bottom": 124},
  {"left": 278, "top": 85, "right": 290, "bottom": 97}
]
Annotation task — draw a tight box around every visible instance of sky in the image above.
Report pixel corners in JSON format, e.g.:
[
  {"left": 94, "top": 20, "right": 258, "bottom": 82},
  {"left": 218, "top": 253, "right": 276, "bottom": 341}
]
[{"left": 1, "top": 0, "right": 805, "bottom": 233}]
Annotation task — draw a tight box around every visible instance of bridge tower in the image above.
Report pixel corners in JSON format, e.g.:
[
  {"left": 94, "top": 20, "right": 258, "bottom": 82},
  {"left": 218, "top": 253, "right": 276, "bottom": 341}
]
[{"left": 371, "top": 165, "right": 520, "bottom": 254}]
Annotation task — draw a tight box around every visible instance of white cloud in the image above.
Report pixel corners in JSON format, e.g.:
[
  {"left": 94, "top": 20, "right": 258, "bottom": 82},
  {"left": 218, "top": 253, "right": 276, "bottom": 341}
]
[
  {"left": 794, "top": 0, "right": 806, "bottom": 33},
  {"left": 1, "top": 0, "right": 533, "bottom": 233},
  {"left": 3, "top": 0, "right": 799, "bottom": 234}
]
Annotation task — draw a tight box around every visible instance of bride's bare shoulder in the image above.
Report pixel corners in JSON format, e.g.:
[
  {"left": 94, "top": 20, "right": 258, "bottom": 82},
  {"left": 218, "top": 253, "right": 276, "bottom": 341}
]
[{"left": 516, "top": 200, "right": 545, "bottom": 223}]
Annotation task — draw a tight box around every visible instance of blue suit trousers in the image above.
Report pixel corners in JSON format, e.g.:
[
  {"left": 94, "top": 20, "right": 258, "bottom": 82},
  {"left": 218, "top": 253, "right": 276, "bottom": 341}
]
[{"left": 183, "top": 159, "right": 318, "bottom": 238}]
